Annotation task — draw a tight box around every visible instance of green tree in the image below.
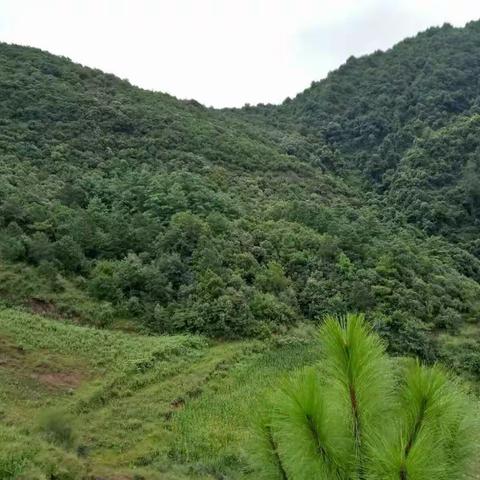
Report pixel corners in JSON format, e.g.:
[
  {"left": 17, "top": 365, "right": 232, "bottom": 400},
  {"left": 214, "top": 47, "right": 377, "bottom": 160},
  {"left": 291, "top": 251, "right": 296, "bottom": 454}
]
[
  {"left": 53, "top": 235, "right": 85, "bottom": 271},
  {"left": 252, "top": 314, "right": 478, "bottom": 479}
]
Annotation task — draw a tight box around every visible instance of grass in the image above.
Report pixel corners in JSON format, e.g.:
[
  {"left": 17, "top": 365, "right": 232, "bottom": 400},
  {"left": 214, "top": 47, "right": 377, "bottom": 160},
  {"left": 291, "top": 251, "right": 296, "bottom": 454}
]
[
  {"left": 1, "top": 305, "right": 478, "bottom": 479},
  {"left": 0, "top": 260, "right": 138, "bottom": 330},
  {"left": 0, "top": 306, "right": 322, "bottom": 479},
  {"left": 169, "top": 339, "right": 320, "bottom": 478}
]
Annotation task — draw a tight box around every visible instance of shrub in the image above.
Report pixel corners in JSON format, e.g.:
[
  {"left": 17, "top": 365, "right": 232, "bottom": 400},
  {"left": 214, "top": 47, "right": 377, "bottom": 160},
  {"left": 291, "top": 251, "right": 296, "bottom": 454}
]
[
  {"left": 38, "top": 409, "right": 76, "bottom": 449},
  {"left": 0, "top": 423, "right": 84, "bottom": 479}
]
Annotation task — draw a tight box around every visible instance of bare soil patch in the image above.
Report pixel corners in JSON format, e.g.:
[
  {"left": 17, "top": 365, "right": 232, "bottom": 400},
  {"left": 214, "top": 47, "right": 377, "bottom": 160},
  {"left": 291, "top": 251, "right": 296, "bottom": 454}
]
[
  {"left": 34, "top": 371, "right": 85, "bottom": 389},
  {"left": 0, "top": 335, "right": 88, "bottom": 391}
]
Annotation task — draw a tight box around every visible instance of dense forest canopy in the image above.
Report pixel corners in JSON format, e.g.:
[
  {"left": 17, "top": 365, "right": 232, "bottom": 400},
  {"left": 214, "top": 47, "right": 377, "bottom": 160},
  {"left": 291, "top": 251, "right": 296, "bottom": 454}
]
[{"left": 1, "top": 21, "right": 480, "bottom": 377}]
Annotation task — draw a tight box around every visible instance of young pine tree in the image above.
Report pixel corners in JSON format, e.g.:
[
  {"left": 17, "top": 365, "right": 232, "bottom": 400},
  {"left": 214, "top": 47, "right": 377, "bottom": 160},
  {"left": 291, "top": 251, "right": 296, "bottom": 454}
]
[{"left": 252, "top": 314, "right": 479, "bottom": 480}]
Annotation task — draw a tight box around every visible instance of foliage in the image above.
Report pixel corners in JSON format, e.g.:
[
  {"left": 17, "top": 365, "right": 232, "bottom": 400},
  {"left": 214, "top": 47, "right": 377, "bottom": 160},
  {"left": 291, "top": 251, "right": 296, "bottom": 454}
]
[
  {"left": 0, "top": 307, "right": 322, "bottom": 479},
  {"left": 2, "top": 19, "right": 480, "bottom": 480},
  {"left": 252, "top": 314, "right": 479, "bottom": 479},
  {"left": 38, "top": 409, "right": 77, "bottom": 449},
  {"left": 1, "top": 31, "right": 480, "bottom": 362},
  {"left": 0, "top": 423, "right": 85, "bottom": 480}
]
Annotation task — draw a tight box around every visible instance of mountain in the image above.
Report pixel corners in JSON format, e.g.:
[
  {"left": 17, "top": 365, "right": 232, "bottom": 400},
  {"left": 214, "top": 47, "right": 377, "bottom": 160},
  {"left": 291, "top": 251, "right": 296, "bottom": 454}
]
[
  {"left": 248, "top": 21, "right": 480, "bottom": 240},
  {"left": 1, "top": 20, "right": 480, "bottom": 480},
  {"left": 1, "top": 24, "right": 480, "bottom": 367}
]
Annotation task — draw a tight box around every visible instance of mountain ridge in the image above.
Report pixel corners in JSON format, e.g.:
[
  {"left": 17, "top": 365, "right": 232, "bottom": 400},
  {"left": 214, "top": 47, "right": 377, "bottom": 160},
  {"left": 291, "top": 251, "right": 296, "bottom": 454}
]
[{"left": 1, "top": 22, "right": 480, "bottom": 365}]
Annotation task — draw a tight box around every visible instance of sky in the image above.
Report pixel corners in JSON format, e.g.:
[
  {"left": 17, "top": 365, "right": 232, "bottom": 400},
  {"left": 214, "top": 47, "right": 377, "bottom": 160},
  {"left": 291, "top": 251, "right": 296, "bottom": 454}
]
[{"left": 1, "top": 0, "right": 480, "bottom": 108}]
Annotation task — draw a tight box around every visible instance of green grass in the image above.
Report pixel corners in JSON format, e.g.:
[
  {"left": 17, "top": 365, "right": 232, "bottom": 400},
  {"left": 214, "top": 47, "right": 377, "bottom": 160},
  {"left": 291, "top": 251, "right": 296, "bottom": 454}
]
[
  {"left": 2, "top": 306, "right": 478, "bottom": 479},
  {"left": 169, "top": 338, "right": 320, "bottom": 478},
  {"left": 0, "top": 307, "right": 322, "bottom": 479}
]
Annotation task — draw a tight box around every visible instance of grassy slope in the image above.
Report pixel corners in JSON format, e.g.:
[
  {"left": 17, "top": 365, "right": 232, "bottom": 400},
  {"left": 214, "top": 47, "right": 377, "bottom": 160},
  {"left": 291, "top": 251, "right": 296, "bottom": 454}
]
[{"left": 0, "top": 307, "right": 320, "bottom": 479}]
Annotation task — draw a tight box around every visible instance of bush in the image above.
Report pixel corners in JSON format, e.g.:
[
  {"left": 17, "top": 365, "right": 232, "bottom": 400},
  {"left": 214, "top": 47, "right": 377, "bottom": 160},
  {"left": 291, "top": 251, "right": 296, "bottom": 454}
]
[
  {"left": 38, "top": 409, "right": 76, "bottom": 449},
  {"left": 53, "top": 235, "right": 85, "bottom": 272},
  {"left": 0, "top": 235, "right": 26, "bottom": 261},
  {"left": 375, "top": 311, "right": 438, "bottom": 363},
  {"left": 250, "top": 292, "right": 296, "bottom": 326},
  {"left": 0, "top": 423, "right": 84, "bottom": 479}
]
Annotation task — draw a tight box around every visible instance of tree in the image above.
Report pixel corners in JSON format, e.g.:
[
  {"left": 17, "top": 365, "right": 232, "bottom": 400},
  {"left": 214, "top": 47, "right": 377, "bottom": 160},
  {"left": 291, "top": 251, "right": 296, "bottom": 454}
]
[
  {"left": 251, "top": 314, "right": 478, "bottom": 479},
  {"left": 53, "top": 235, "right": 85, "bottom": 271}
]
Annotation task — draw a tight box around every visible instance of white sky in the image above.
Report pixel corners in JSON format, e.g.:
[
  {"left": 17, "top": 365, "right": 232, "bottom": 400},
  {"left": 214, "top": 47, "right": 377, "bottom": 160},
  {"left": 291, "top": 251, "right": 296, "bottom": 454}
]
[{"left": 1, "top": 0, "right": 480, "bottom": 107}]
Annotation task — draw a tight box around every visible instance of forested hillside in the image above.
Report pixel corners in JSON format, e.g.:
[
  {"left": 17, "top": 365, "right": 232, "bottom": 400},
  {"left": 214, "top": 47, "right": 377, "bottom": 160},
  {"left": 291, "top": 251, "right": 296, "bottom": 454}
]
[
  {"left": 249, "top": 21, "right": 480, "bottom": 241},
  {"left": 1, "top": 21, "right": 480, "bottom": 374},
  {"left": 2, "top": 18, "right": 480, "bottom": 480}
]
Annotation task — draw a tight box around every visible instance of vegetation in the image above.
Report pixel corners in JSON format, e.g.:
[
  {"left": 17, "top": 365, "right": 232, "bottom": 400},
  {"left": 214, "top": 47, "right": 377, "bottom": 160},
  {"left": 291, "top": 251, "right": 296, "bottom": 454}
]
[
  {"left": 0, "top": 307, "right": 320, "bottom": 479},
  {"left": 253, "top": 314, "right": 479, "bottom": 479},
  {"left": 1, "top": 18, "right": 480, "bottom": 480},
  {"left": 2, "top": 25, "right": 480, "bottom": 370}
]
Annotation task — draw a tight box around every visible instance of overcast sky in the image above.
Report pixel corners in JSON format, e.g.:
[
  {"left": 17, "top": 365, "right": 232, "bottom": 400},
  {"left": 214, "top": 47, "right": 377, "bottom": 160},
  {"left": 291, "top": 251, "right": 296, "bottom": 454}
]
[{"left": 1, "top": 0, "right": 480, "bottom": 107}]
